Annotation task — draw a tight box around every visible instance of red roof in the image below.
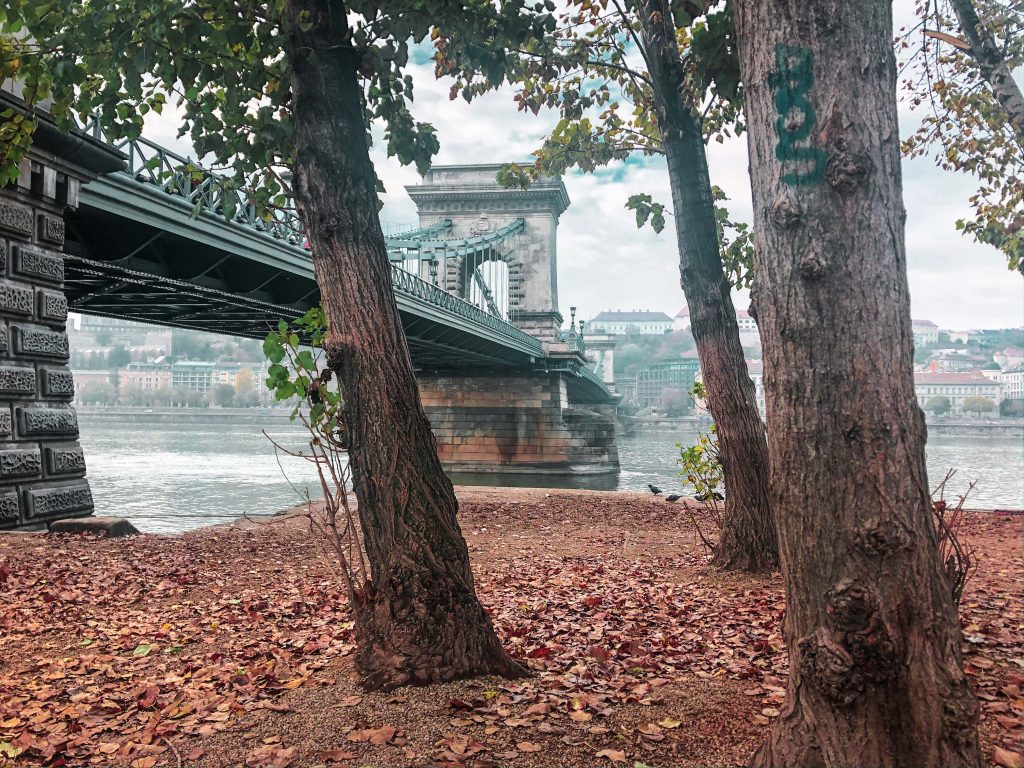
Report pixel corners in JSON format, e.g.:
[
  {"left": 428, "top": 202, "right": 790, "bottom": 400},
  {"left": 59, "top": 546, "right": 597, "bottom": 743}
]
[{"left": 914, "top": 371, "right": 995, "bottom": 385}]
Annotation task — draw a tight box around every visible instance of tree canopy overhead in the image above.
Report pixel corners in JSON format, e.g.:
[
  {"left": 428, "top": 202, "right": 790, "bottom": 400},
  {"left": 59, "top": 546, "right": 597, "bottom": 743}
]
[
  {"left": 0, "top": 0, "right": 550, "bottom": 196},
  {"left": 899, "top": 0, "right": 1024, "bottom": 272}
]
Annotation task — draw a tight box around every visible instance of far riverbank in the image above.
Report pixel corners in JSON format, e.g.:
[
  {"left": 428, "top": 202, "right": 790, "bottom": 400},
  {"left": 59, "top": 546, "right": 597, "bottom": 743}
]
[{"left": 628, "top": 415, "right": 1024, "bottom": 437}]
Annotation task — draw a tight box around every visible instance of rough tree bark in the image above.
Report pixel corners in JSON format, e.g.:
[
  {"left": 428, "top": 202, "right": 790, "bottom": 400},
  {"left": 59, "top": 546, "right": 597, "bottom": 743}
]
[
  {"left": 282, "top": 0, "right": 527, "bottom": 691},
  {"left": 948, "top": 0, "right": 1024, "bottom": 140},
  {"left": 732, "top": 0, "right": 982, "bottom": 764},
  {"left": 638, "top": 0, "right": 777, "bottom": 572}
]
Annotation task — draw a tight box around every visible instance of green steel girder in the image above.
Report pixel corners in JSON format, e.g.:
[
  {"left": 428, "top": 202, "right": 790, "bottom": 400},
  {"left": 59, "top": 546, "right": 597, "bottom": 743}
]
[
  {"left": 387, "top": 219, "right": 453, "bottom": 240},
  {"left": 386, "top": 218, "right": 524, "bottom": 261},
  {"left": 65, "top": 120, "right": 613, "bottom": 400}
]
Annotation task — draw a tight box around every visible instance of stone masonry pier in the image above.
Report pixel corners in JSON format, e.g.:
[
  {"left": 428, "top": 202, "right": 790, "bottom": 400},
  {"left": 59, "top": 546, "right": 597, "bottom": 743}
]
[
  {"left": 419, "top": 374, "right": 619, "bottom": 475},
  {"left": 0, "top": 90, "right": 123, "bottom": 528}
]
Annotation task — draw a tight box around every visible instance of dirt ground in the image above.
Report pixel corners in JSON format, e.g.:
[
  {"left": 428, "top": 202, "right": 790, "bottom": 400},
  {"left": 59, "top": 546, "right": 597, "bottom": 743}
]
[{"left": 0, "top": 488, "right": 1021, "bottom": 768}]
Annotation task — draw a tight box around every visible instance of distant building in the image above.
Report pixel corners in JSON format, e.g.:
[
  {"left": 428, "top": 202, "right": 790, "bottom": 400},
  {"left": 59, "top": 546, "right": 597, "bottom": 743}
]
[
  {"left": 673, "top": 306, "right": 760, "bottom": 347},
  {"left": 119, "top": 362, "right": 172, "bottom": 391},
  {"left": 912, "top": 319, "right": 939, "bottom": 347},
  {"left": 72, "top": 369, "right": 113, "bottom": 399},
  {"left": 212, "top": 362, "right": 252, "bottom": 388},
  {"left": 914, "top": 371, "right": 1002, "bottom": 415},
  {"left": 172, "top": 361, "right": 215, "bottom": 393},
  {"left": 927, "top": 352, "right": 990, "bottom": 372},
  {"left": 70, "top": 314, "right": 172, "bottom": 357},
  {"left": 589, "top": 310, "right": 673, "bottom": 336},
  {"left": 736, "top": 309, "right": 758, "bottom": 333},
  {"left": 673, "top": 306, "right": 691, "bottom": 332},
  {"left": 746, "top": 359, "right": 766, "bottom": 417},
  {"left": 736, "top": 308, "right": 760, "bottom": 349},
  {"left": 636, "top": 357, "right": 701, "bottom": 409},
  {"left": 947, "top": 330, "right": 971, "bottom": 344},
  {"left": 995, "top": 347, "right": 1024, "bottom": 370},
  {"left": 997, "top": 367, "right": 1024, "bottom": 403}
]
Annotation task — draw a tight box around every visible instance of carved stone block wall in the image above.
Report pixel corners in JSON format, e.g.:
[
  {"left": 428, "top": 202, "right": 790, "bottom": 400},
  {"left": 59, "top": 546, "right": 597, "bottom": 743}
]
[
  {"left": 0, "top": 153, "right": 95, "bottom": 528},
  {"left": 419, "top": 373, "right": 619, "bottom": 475}
]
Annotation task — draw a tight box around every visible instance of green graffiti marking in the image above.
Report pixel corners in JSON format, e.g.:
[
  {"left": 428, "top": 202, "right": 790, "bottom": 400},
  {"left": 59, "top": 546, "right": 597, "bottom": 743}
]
[{"left": 769, "top": 45, "right": 827, "bottom": 185}]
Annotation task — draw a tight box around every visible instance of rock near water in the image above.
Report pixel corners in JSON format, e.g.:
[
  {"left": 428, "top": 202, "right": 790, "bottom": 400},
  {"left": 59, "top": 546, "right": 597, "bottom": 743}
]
[{"left": 49, "top": 516, "right": 140, "bottom": 538}]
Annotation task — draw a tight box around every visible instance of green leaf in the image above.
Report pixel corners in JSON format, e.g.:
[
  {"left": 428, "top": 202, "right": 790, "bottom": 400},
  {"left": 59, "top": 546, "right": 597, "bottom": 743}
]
[
  {"left": 132, "top": 643, "right": 155, "bottom": 657},
  {"left": 0, "top": 741, "right": 23, "bottom": 759}
]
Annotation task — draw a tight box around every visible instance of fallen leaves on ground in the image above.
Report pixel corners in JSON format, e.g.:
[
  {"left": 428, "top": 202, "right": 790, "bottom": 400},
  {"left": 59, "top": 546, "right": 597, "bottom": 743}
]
[{"left": 0, "top": 490, "right": 1020, "bottom": 767}]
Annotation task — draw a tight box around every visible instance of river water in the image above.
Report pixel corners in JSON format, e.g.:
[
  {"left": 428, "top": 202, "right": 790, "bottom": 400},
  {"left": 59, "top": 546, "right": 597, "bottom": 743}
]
[{"left": 76, "top": 413, "right": 1024, "bottom": 533}]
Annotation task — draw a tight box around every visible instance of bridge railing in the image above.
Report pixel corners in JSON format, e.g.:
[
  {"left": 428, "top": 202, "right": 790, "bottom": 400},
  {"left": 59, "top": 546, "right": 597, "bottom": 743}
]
[
  {"left": 389, "top": 266, "right": 542, "bottom": 352},
  {"left": 79, "top": 115, "right": 306, "bottom": 245},
  {"left": 78, "top": 115, "right": 546, "bottom": 355}
]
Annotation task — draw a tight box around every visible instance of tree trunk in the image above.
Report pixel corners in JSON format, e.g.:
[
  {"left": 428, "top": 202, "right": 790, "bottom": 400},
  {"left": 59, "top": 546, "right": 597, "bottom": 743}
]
[
  {"left": 948, "top": 0, "right": 1024, "bottom": 141},
  {"left": 282, "top": 0, "right": 527, "bottom": 691},
  {"left": 638, "top": 0, "right": 778, "bottom": 572},
  {"left": 732, "top": 0, "right": 982, "bottom": 764}
]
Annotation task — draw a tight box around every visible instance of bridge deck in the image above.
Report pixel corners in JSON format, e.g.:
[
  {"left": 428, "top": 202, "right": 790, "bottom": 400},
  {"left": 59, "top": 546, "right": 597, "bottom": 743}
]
[{"left": 63, "top": 123, "right": 612, "bottom": 401}]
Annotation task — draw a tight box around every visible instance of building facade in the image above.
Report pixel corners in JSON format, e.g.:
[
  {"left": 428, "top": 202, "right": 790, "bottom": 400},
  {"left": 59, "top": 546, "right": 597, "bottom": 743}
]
[
  {"left": 912, "top": 319, "right": 940, "bottom": 347},
  {"left": 914, "top": 371, "right": 1003, "bottom": 415},
  {"left": 171, "top": 361, "right": 215, "bottom": 393},
  {"left": 119, "top": 362, "right": 172, "bottom": 391},
  {"left": 997, "top": 367, "right": 1024, "bottom": 403},
  {"left": 212, "top": 362, "right": 253, "bottom": 388},
  {"left": 636, "top": 358, "right": 701, "bottom": 409},
  {"left": 995, "top": 347, "right": 1024, "bottom": 371},
  {"left": 673, "top": 306, "right": 690, "bottom": 332},
  {"left": 588, "top": 310, "right": 673, "bottom": 336}
]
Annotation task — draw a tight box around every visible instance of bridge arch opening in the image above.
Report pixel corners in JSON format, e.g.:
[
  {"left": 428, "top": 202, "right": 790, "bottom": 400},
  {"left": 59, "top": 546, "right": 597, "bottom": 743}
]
[{"left": 453, "top": 247, "right": 521, "bottom": 321}]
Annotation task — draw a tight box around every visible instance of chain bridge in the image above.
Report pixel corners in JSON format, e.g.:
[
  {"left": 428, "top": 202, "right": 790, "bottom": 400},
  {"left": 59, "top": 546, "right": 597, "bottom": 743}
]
[{"left": 0, "top": 94, "right": 619, "bottom": 529}]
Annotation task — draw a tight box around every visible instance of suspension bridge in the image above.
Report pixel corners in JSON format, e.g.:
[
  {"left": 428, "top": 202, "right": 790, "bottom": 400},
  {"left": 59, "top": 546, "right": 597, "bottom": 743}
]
[{"left": 0, "top": 93, "right": 619, "bottom": 530}]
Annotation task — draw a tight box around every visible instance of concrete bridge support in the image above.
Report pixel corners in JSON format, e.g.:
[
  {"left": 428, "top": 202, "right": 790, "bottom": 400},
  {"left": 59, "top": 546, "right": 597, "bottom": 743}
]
[
  {"left": 419, "top": 373, "right": 619, "bottom": 475},
  {"left": 0, "top": 96, "right": 122, "bottom": 528}
]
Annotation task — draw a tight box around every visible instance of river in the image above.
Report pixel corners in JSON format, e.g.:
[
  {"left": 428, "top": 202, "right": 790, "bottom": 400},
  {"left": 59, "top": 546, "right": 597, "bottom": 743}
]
[{"left": 76, "top": 412, "right": 1024, "bottom": 533}]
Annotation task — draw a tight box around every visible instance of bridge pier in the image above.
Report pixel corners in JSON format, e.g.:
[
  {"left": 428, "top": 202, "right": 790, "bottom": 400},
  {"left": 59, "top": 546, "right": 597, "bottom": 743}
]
[
  {"left": 419, "top": 373, "right": 619, "bottom": 476},
  {"left": 0, "top": 94, "right": 122, "bottom": 528}
]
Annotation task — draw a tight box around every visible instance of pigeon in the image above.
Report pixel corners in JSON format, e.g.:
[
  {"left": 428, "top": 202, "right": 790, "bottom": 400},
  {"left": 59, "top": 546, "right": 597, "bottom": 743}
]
[
  {"left": 647, "top": 484, "right": 662, "bottom": 495},
  {"left": 695, "top": 491, "right": 725, "bottom": 502},
  {"left": 665, "top": 494, "right": 682, "bottom": 502}
]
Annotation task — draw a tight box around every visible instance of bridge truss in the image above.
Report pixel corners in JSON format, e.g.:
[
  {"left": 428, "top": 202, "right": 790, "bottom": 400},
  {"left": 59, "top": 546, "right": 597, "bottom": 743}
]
[{"left": 63, "top": 118, "right": 611, "bottom": 400}]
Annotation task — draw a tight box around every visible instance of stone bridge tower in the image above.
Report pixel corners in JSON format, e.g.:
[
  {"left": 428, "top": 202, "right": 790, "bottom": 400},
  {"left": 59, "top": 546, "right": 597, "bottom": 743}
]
[{"left": 406, "top": 164, "right": 569, "bottom": 342}]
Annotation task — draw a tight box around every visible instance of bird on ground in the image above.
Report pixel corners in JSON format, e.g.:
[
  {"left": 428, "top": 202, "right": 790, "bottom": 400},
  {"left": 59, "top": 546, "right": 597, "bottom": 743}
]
[
  {"left": 665, "top": 494, "right": 682, "bottom": 502},
  {"left": 648, "top": 484, "right": 662, "bottom": 495},
  {"left": 695, "top": 491, "right": 725, "bottom": 502}
]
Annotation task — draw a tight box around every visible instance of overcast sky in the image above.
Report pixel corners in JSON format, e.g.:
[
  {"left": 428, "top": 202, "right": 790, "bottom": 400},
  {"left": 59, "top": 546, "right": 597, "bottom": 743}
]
[{"left": 142, "top": 1, "right": 1023, "bottom": 331}]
